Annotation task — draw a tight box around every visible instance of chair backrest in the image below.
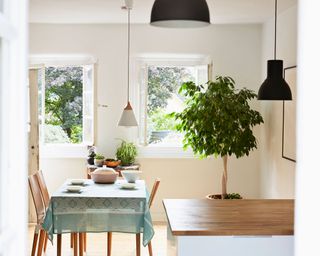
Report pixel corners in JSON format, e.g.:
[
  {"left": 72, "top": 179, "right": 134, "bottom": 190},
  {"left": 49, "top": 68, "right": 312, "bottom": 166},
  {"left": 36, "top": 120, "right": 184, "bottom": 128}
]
[
  {"left": 28, "top": 173, "right": 46, "bottom": 222},
  {"left": 35, "top": 170, "right": 50, "bottom": 208},
  {"left": 148, "top": 179, "right": 160, "bottom": 208}
]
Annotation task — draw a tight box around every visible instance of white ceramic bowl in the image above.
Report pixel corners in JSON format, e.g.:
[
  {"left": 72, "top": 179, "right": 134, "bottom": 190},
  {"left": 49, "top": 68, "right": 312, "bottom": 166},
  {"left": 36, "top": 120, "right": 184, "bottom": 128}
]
[
  {"left": 67, "top": 185, "right": 82, "bottom": 193},
  {"left": 70, "top": 179, "right": 86, "bottom": 185},
  {"left": 121, "top": 171, "right": 142, "bottom": 183}
]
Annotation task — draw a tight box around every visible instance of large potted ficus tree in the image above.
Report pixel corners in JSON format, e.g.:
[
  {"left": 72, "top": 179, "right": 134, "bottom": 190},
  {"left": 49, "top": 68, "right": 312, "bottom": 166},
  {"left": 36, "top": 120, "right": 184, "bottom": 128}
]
[{"left": 171, "top": 76, "right": 264, "bottom": 199}]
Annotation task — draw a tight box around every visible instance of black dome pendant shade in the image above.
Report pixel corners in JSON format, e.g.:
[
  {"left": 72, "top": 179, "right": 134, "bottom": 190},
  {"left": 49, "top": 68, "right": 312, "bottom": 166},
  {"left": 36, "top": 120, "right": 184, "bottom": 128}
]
[
  {"left": 258, "top": 0, "right": 292, "bottom": 100},
  {"left": 258, "top": 60, "right": 292, "bottom": 100},
  {"left": 150, "top": 0, "right": 210, "bottom": 28}
]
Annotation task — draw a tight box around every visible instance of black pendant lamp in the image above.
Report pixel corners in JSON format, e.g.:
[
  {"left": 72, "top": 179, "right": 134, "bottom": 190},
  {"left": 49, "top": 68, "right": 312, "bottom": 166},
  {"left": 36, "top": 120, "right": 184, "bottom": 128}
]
[
  {"left": 150, "top": 0, "right": 210, "bottom": 28},
  {"left": 258, "top": 0, "right": 292, "bottom": 100}
]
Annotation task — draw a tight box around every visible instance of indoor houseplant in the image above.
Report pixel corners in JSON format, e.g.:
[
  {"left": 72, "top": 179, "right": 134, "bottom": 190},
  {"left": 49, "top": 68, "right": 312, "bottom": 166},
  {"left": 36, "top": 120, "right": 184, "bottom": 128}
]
[
  {"left": 94, "top": 154, "right": 105, "bottom": 167},
  {"left": 116, "top": 140, "right": 138, "bottom": 166},
  {"left": 171, "top": 76, "right": 264, "bottom": 199}
]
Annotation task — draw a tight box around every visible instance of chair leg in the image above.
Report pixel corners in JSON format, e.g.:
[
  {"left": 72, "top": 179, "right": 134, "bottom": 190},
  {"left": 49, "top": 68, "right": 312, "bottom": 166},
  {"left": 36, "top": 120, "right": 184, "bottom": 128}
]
[
  {"left": 79, "top": 233, "right": 84, "bottom": 256},
  {"left": 148, "top": 241, "right": 153, "bottom": 256},
  {"left": 71, "top": 233, "right": 74, "bottom": 248},
  {"left": 43, "top": 233, "right": 48, "bottom": 252},
  {"left": 107, "top": 232, "right": 112, "bottom": 256},
  {"left": 73, "top": 233, "right": 78, "bottom": 256},
  {"left": 136, "top": 233, "right": 141, "bottom": 256},
  {"left": 31, "top": 230, "right": 39, "bottom": 256},
  {"left": 57, "top": 234, "right": 62, "bottom": 256},
  {"left": 36, "top": 229, "right": 45, "bottom": 256},
  {"left": 84, "top": 233, "right": 87, "bottom": 252}
]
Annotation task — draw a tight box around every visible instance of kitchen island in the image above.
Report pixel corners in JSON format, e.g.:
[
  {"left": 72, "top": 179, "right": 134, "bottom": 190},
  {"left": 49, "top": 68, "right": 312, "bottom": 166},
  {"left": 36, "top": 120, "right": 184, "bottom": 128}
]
[{"left": 163, "top": 199, "right": 294, "bottom": 256}]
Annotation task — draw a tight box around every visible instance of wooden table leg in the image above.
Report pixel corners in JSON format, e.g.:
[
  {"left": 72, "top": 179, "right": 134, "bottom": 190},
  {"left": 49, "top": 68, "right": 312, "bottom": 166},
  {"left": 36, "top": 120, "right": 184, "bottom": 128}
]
[
  {"left": 73, "top": 233, "right": 78, "bottom": 256},
  {"left": 71, "top": 233, "right": 74, "bottom": 248},
  {"left": 136, "top": 233, "right": 141, "bottom": 256},
  {"left": 84, "top": 233, "right": 87, "bottom": 252},
  {"left": 107, "top": 232, "right": 112, "bottom": 256},
  {"left": 37, "top": 229, "right": 45, "bottom": 256},
  {"left": 79, "top": 233, "right": 84, "bottom": 256},
  {"left": 57, "top": 234, "right": 62, "bottom": 256}
]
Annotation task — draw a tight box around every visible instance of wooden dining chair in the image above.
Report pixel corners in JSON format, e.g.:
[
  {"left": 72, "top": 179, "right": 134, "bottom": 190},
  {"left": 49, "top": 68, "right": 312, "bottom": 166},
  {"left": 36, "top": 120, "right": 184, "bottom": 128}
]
[
  {"left": 35, "top": 171, "right": 86, "bottom": 255},
  {"left": 29, "top": 173, "right": 47, "bottom": 256},
  {"left": 107, "top": 178, "right": 161, "bottom": 256}
]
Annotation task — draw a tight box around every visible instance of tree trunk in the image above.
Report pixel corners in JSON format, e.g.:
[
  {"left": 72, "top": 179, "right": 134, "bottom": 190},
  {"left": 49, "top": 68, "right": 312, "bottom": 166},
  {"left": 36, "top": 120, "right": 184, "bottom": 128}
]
[
  {"left": 221, "top": 155, "right": 228, "bottom": 198},
  {"left": 66, "top": 127, "right": 72, "bottom": 138}
]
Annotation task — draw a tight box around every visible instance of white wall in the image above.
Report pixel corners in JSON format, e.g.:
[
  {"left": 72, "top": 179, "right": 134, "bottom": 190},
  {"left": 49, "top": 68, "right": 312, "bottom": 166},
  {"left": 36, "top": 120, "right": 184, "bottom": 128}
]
[
  {"left": 260, "top": 5, "right": 297, "bottom": 199},
  {"left": 30, "top": 23, "right": 263, "bottom": 220}
]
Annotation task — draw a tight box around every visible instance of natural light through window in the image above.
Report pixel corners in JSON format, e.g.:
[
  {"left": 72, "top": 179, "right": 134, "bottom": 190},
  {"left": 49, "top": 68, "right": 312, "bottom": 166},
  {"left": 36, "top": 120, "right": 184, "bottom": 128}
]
[
  {"left": 38, "top": 65, "right": 94, "bottom": 145},
  {"left": 140, "top": 63, "right": 209, "bottom": 148}
]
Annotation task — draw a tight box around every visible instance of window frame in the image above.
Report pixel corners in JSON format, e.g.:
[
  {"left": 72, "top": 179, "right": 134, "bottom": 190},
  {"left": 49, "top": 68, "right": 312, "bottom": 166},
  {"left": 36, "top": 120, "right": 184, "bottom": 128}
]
[
  {"left": 0, "top": 0, "right": 28, "bottom": 254},
  {"left": 133, "top": 54, "right": 212, "bottom": 158},
  {"left": 29, "top": 55, "right": 97, "bottom": 158}
]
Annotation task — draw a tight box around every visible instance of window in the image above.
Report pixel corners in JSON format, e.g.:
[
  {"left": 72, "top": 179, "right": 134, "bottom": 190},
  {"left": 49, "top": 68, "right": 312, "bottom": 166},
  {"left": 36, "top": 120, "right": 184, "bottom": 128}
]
[
  {"left": 38, "top": 65, "right": 94, "bottom": 145},
  {"left": 137, "top": 55, "right": 211, "bottom": 156}
]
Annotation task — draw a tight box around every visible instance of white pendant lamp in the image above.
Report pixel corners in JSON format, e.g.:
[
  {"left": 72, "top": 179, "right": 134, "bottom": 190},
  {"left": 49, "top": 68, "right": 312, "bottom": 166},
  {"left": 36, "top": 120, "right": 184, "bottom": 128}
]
[{"left": 118, "top": 0, "right": 138, "bottom": 127}]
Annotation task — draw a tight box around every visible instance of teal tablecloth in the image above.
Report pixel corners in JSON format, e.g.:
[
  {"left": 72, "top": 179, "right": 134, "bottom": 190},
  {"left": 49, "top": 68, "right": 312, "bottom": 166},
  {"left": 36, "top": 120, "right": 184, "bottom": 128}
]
[{"left": 42, "top": 179, "right": 154, "bottom": 246}]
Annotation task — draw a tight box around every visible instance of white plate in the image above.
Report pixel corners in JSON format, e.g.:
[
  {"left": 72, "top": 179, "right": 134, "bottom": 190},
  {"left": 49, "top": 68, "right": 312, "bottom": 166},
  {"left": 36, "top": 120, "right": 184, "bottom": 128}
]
[
  {"left": 120, "top": 183, "right": 137, "bottom": 190},
  {"left": 70, "top": 179, "right": 86, "bottom": 185},
  {"left": 66, "top": 185, "right": 82, "bottom": 193}
]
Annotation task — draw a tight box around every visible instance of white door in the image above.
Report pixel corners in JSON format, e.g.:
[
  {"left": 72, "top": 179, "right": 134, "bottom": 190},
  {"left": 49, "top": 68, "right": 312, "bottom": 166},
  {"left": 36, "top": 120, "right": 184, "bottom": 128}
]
[
  {"left": 28, "top": 68, "right": 41, "bottom": 223},
  {"left": 0, "top": 0, "right": 28, "bottom": 255}
]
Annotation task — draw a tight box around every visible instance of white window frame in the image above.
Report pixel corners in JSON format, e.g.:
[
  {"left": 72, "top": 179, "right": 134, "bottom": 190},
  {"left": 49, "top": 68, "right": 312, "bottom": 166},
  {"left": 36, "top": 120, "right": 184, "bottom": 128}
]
[
  {"left": 0, "top": 0, "right": 28, "bottom": 255},
  {"left": 29, "top": 55, "right": 97, "bottom": 158},
  {"left": 132, "top": 54, "right": 212, "bottom": 158}
]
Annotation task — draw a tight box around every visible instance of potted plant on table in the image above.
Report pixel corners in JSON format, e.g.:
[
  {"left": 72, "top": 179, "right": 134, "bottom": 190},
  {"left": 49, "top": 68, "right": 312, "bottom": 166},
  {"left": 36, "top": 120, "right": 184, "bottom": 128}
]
[
  {"left": 171, "top": 76, "right": 264, "bottom": 199},
  {"left": 116, "top": 140, "right": 138, "bottom": 166},
  {"left": 94, "top": 154, "right": 105, "bottom": 167}
]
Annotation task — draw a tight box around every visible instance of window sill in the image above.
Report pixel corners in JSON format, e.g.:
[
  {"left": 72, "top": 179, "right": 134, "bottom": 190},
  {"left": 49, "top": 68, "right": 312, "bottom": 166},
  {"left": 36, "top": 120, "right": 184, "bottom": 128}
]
[
  {"left": 40, "top": 144, "right": 89, "bottom": 159},
  {"left": 138, "top": 145, "right": 195, "bottom": 159}
]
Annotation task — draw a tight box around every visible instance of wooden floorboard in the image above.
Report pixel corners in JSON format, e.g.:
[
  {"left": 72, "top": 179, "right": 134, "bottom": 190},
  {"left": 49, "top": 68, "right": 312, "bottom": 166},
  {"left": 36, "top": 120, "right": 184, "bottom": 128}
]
[{"left": 28, "top": 223, "right": 167, "bottom": 256}]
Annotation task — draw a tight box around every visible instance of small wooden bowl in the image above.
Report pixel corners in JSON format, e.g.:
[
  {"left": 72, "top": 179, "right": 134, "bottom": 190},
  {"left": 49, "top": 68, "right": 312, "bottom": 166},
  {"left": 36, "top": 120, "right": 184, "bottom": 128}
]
[{"left": 105, "top": 160, "right": 121, "bottom": 168}]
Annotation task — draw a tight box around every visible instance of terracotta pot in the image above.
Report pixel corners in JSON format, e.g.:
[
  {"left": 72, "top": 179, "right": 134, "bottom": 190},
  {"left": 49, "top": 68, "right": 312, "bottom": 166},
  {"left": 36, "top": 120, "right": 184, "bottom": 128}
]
[{"left": 105, "top": 160, "right": 121, "bottom": 168}]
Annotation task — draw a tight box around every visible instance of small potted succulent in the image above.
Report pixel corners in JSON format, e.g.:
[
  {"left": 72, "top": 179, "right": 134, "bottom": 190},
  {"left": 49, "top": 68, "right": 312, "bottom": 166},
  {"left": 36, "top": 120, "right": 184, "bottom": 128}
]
[
  {"left": 116, "top": 140, "right": 138, "bottom": 166},
  {"left": 94, "top": 154, "right": 105, "bottom": 167}
]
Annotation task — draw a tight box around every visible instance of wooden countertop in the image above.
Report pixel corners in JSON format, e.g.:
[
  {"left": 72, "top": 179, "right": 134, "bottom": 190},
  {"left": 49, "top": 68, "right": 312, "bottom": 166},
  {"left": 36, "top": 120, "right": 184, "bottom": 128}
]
[{"left": 163, "top": 199, "right": 294, "bottom": 236}]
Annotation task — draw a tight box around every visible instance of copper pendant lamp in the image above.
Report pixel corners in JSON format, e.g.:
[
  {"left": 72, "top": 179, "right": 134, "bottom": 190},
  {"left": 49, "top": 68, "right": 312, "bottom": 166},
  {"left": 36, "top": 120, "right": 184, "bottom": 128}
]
[{"left": 118, "top": 0, "right": 138, "bottom": 127}]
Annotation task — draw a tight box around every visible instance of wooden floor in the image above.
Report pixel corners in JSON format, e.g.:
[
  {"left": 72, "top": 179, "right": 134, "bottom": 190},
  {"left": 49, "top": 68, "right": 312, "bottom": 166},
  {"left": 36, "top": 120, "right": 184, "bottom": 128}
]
[{"left": 28, "top": 223, "right": 167, "bottom": 256}]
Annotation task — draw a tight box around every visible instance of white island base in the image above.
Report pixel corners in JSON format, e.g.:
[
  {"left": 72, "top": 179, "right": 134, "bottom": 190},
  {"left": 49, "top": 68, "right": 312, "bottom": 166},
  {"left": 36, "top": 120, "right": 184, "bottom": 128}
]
[{"left": 167, "top": 228, "right": 294, "bottom": 256}]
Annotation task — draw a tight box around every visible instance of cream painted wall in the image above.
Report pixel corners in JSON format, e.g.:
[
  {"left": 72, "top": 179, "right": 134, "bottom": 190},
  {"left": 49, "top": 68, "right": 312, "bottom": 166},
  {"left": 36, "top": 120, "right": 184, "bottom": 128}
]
[
  {"left": 260, "top": 5, "right": 297, "bottom": 199},
  {"left": 30, "top": 23, "right": 263, "bottom": 220}
]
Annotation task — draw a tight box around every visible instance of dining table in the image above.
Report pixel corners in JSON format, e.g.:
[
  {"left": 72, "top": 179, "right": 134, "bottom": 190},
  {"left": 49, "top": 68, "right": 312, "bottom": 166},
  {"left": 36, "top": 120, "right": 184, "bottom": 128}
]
[{"left": 42, "top": 179, "right": 154, "bottom": 256}]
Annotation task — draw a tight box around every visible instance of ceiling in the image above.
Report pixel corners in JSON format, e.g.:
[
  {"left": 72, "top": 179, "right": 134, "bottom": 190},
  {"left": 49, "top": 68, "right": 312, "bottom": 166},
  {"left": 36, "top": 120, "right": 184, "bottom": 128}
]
[{"left": 29, "top": 0, "right": 297, "bottom": 24}]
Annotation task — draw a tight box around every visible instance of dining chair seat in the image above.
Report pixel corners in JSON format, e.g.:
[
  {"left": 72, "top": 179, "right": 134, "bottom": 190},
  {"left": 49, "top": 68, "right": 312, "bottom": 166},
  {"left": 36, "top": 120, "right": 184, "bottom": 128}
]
[{"left": 107, "top": 178, "right": 161, "bottom": 256}]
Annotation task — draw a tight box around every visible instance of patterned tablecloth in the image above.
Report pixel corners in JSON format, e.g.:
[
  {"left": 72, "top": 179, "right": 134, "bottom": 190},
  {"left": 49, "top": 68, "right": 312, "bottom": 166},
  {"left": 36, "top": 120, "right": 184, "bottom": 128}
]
[{"left": 42, "top": 179, "right": 154, "bottom": 246}]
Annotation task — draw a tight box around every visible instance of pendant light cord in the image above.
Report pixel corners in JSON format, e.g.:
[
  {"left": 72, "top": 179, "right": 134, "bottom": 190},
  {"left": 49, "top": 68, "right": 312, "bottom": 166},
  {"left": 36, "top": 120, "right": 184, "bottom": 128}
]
[
  {"left": 127, "top": 8, "right": 131, "bottom": 103},
  {"left": 274, "top": 0, "right": 277, "bottom": 60}
]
